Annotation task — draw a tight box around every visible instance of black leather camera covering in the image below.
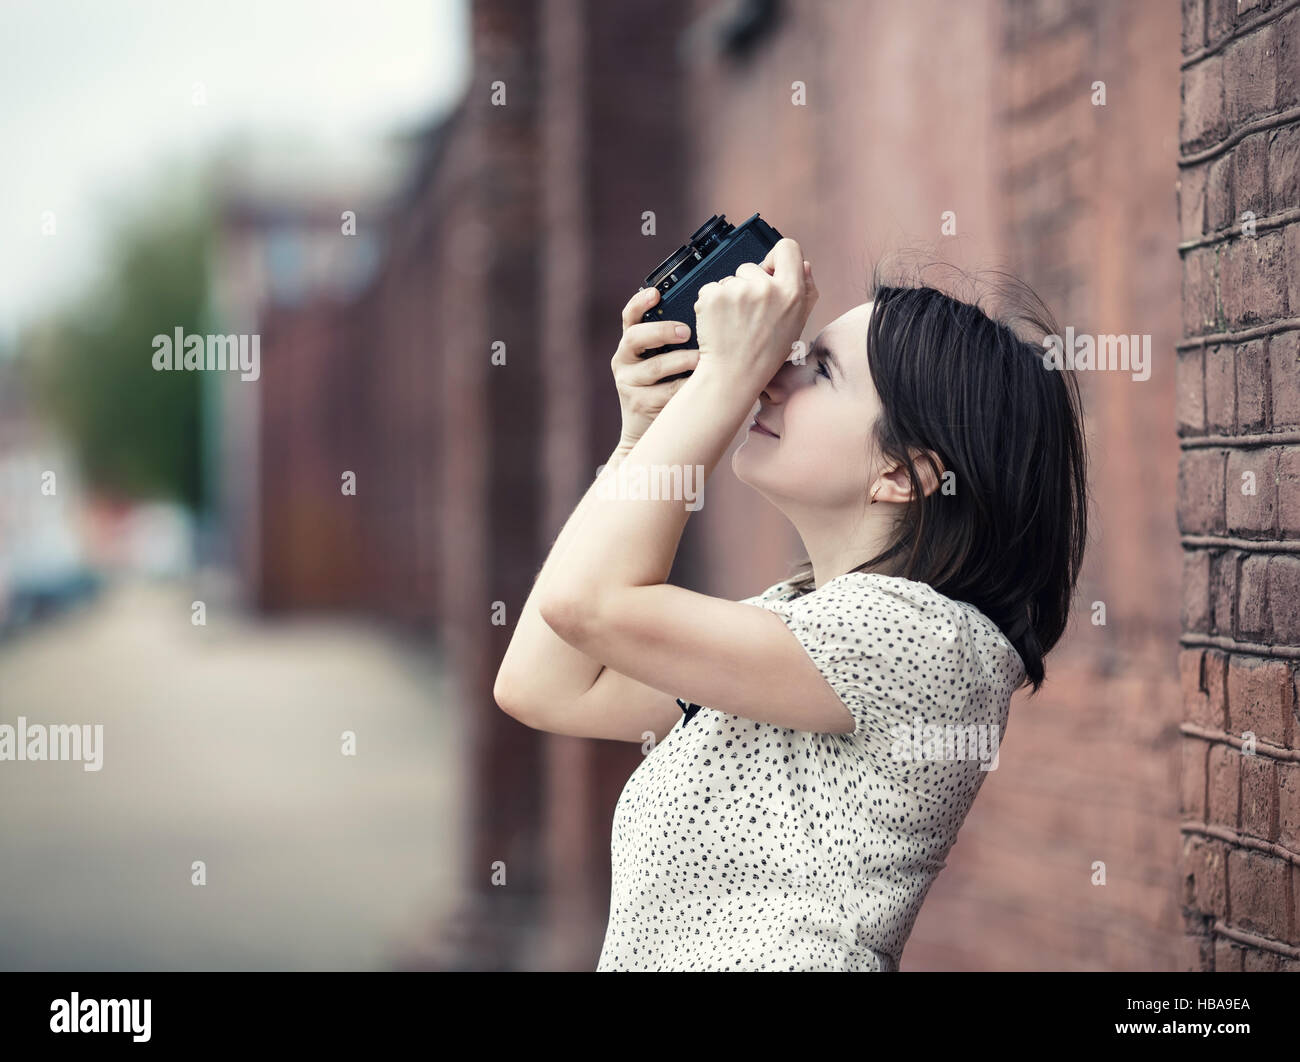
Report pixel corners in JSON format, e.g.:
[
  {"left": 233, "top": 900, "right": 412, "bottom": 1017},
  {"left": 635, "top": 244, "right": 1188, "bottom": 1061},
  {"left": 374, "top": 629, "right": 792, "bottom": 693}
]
[{"left": 637, "top": 212, "right": 783, "bottom": 381}]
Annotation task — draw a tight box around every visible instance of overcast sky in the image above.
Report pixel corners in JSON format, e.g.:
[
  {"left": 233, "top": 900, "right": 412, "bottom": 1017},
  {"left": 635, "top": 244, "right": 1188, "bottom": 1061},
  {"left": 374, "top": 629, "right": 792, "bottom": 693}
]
[{"left": 0, "top": 0, "right": 470, "bottom": 348}]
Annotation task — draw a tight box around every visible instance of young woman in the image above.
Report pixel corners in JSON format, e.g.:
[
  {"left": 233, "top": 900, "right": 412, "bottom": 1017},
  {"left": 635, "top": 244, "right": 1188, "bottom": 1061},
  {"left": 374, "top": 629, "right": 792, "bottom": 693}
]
[{"left": 494, "top": 239, "right": 1089, "bottom": 971}]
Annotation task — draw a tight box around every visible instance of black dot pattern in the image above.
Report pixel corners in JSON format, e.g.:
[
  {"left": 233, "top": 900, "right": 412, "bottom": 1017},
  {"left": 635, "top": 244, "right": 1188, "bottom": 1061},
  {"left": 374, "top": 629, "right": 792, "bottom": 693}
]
[{"left": 596, "top": 571, "right": 1026, "bottom": 971}]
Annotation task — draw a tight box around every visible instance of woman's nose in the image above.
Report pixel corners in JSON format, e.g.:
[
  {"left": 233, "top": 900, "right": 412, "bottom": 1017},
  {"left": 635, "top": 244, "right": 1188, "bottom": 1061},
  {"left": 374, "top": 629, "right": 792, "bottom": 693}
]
[{"left": 760, "top": 359, "right": 800, "bottom": 402}]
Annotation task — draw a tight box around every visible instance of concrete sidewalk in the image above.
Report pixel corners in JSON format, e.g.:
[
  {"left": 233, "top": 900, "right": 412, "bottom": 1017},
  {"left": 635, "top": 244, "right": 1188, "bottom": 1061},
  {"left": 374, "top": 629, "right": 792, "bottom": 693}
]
[{"left": 0, "top": 579, "right": 465, "bottom": 970}]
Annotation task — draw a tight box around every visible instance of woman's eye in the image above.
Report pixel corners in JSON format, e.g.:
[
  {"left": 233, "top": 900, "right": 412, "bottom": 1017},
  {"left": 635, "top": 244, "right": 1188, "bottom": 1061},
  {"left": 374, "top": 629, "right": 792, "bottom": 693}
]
[{"left": 815, "top": 356, "right": 831, "bottom": 380}]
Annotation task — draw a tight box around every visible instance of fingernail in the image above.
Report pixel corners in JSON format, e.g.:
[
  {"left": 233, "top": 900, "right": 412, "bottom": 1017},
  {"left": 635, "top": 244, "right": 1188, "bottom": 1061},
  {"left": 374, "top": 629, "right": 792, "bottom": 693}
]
[{"left": 675, "top": 325, "right": 691, "bottom": 339}]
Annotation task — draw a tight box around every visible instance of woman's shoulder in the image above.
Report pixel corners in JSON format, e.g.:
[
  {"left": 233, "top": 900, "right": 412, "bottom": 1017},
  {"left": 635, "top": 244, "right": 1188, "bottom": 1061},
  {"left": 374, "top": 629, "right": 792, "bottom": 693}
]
[
  {"left": 749, "top": 570, "right": 1024, "bottom": 683},
  {"left": 746, "top": 569, "right": 946, "bottom": 609}
]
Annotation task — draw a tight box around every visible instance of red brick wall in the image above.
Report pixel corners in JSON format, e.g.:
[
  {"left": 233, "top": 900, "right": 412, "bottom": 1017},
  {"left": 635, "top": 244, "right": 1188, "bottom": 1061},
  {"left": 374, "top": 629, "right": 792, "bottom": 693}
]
[
  {"left": 684, "top": 0, "right": 1189, "bottom": 971},
  {"left": 257, "top": 295, "right": 373, "bottom": 611},
  {"left": 240, "top": 0, "right": 1291, "bottom": 970},
  {"left": 1177, "top": 0, "right": 1300, "bottom": 972},
  {"left": 938, "top": 0, "right": 1187, "bottom": 973}
]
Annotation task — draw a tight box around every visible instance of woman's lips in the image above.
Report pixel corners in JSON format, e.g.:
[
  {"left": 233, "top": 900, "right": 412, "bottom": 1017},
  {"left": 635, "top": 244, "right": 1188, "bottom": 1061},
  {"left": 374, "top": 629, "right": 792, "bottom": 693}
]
[{"left": 749, "top": 418, "right": 779, "bottom": 438}]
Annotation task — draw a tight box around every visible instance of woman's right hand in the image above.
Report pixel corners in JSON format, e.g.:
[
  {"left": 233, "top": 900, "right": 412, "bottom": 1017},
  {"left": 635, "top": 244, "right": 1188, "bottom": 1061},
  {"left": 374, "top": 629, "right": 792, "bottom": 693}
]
[{"left": 612, "top": 286, "right": 701, "bottom": 451}]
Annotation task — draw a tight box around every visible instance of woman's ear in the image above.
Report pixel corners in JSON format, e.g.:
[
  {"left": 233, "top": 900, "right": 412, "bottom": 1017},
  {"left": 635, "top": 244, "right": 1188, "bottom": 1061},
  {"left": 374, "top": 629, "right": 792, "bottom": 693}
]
[
  {"left": 910, "top": 449, "right": 947, "bottom": 498},
  {"left": 875, "top": 450, "right": 946, "bottom": 503}
]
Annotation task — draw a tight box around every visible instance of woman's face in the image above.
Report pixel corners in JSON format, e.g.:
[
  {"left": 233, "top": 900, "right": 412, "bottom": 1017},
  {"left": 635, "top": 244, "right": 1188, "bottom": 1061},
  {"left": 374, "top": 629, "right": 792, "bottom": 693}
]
[{"left": 732, "top": 301, "right": 883, "bottom": 510}]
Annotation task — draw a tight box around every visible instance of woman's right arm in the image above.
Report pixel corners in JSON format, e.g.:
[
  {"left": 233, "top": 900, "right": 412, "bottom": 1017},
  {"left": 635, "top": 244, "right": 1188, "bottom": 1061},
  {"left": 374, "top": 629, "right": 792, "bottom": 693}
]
[{"left": 492, "top": 287, "right": 701, "bottom": 741}]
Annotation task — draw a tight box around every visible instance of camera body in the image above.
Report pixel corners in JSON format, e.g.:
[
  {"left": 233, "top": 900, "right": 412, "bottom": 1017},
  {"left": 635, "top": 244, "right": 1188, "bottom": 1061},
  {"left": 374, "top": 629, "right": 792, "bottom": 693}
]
[{"left": 638, "top": 212, "right": 783, "bottom": 381}]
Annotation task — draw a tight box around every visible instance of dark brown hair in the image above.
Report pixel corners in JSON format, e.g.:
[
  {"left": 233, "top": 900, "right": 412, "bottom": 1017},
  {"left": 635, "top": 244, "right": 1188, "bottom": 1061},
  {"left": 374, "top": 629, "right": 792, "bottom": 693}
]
[{"left": 786, "top": 260, "right": 1090, "bottom": 694}]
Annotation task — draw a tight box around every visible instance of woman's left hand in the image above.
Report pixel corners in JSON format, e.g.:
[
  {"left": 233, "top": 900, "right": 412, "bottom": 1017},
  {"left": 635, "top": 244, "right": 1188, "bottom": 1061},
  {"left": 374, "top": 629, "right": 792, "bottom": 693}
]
[{"left": 691, "top": 237, "right": 819, "bottom": 388}]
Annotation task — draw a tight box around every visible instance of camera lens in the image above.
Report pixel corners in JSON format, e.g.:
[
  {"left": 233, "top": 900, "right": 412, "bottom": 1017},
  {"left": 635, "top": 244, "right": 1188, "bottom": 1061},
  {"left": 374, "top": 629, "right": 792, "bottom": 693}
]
[{"left": 688, "top": 214, "right": 729, "bottom": 244}]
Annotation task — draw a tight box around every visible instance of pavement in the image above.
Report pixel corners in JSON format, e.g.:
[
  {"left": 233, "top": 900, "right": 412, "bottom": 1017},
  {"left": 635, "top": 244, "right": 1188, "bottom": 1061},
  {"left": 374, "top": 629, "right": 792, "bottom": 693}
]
[{"left": 0, "top": 578, "right": 465, "bottom": 970}]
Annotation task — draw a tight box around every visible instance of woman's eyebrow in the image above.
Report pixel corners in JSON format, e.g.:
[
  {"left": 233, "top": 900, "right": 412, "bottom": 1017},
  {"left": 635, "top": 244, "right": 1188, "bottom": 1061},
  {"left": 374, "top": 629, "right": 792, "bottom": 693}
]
[{"left": 809, "top": 337, "right": 842, "bottom": 378}]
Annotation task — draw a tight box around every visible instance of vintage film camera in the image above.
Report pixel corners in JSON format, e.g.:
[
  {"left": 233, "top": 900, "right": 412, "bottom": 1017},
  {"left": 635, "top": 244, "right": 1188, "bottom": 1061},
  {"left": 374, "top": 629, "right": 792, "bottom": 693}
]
[{"left": 638, "top": 212, "right": 783, "bottom": 381}]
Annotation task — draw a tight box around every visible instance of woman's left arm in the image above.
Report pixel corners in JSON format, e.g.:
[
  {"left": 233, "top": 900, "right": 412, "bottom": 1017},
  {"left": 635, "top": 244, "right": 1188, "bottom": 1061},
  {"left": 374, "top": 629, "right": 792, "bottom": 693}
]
[{"left": 537, "top": 241, "right": 856, "bottom": 734}]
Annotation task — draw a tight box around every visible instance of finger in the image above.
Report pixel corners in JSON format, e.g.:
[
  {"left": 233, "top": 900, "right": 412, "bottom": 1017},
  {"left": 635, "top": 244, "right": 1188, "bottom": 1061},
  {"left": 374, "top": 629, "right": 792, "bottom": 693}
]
[
  {"left": 693, "top": 280, "right": 720, "bottom": 311},
  {"left": 802, "top": 261, "right": 819, "bottom": 307},
  {"left": 771, "top": 238, "right": 804, "bottom": 295},
  {"left": 735, "top": 261, "right": 770, "bottom": 283},
  {"left": 613, "top": 320, "right": 693, "bottom": 364},
  {"left": 759, "top": 238, "right": 807, "bottom": 274},
  {"left": 622, "top": 285, "right": 661, "bottom": 332},
  {"left": 625, "top": 347, "right": 699, "bottom": 386}
]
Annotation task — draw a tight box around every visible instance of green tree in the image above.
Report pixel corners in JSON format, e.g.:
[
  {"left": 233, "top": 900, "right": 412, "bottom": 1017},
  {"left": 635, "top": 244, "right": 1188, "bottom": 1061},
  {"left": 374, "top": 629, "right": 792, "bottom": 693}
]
[{"left": 26, "top": 182, "right": 212, "bottom": 510}]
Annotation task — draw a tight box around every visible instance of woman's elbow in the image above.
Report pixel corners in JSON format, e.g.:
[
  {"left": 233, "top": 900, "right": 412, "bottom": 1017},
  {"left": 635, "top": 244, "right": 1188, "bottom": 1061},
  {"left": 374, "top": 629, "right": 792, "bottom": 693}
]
[
  {"left": 538, "top": 591, "right": 597, "bottom": 647},
  {"left": 493, "top": 668, "right": 540, "bottom": 723}
]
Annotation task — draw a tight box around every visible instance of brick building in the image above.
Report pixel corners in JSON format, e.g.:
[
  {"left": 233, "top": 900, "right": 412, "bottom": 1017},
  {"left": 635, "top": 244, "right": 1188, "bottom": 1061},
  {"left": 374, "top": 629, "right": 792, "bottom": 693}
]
[
  {"left": 1176, "top": 0, "right": 1300, "bottom": 972},
  {"left": 219, "top": 0, "right": 1298, "bottom": 970}
]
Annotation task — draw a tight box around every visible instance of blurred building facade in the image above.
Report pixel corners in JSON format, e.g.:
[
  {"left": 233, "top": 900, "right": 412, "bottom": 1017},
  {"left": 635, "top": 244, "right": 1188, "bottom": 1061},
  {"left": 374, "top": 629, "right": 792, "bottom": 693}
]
[{"left": 212, "top": 0, "right": 1300, "bottom": 970}]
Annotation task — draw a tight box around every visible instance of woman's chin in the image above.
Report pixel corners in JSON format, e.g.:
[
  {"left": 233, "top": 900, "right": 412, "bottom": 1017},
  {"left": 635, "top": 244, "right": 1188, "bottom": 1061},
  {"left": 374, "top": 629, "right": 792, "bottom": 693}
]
[{"left": 731, "top": 443, "right": 770, "bottom": 489}]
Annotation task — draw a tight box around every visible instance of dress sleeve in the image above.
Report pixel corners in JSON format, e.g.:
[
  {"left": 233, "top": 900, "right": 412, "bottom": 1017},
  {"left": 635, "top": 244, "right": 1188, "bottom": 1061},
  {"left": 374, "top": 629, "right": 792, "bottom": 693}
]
[{"left": 762, "top": 572, "right": 987, "bottom": 789}]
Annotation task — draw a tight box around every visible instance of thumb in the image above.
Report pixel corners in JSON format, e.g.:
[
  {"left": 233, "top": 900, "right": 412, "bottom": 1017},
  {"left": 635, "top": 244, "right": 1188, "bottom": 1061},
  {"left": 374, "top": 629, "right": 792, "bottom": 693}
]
[{"left": 802, "top": 260, "right": 819, "bottom": 308}]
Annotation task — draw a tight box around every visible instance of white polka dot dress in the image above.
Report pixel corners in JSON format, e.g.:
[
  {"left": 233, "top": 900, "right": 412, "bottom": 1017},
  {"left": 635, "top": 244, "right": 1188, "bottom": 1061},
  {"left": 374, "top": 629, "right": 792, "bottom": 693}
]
[{"left": 596, "top": 571, "right": 1026, "bottom": 971}]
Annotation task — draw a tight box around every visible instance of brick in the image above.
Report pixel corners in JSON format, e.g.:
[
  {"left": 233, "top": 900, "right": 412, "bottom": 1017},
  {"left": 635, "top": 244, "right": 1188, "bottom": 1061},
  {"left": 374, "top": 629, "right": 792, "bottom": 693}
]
[
  {"left": 1214, "top": 938, "right": 1245, "bottom": 970},
  {"left": 1208, "top": 742, "right": 1240, "bottom": 826},
  {"left": 1035, "top": 28, "right": 1092, "bottom": 102},
  {"left": 1243, "top": 948, "right": 1281, "bottom": 971},
  {"left": 1182, "top": 647, "right": 1211, "bottom": 721},
  {"left": 1287, "top": 224, "right": 1300, "bottom": 315},
  {"left": 1226, "top": 847, "right": 1289, "bottom": 937},
  {"left": 1239, "top": 753, "right": 1277, "bottom": 840},
  {"left": 1233, "top": 133, "right": 1268, "bottom": 221},
  {"left": 1294, "top": 862, "right": 1300, "bottom": 941},
  {"left": 1181, "top": 54, "right": 1226, "bottom": 150},
  {"left": 1225, "top": 447, "right": 1276, "bottom": 533},
  {"left": 1182, "top": 737, "right": 1209, "bottom": 819},
  {"left": 1219, "top": 230, "right": 1287, "bottom": 328},
  {"left": 1184, "top": 835, "right": 1228, "bottom": 917},
  {"left": 1272, "top": 331, "right": 1300, "bottom": 429},
  {"left": 1206, "top": 153, "right": 1233, "bottom": 233},
  {"left": 1179, "top": 449, "right": 1227, "bottom": 534},
  {"left": 1278, "top": 761, "right": 1300, "bottom": 853},
  {"left": 1223, "top": 25, "right": 1278, "bottom": 125},
  {"left": 1277, "top": 9, "right": 1299, "bottom": 109},
  {"left": 1177, "top": 347, "right": 1206, "bottom": 434},
  {"left": 1268, "top": 555, "right": 1300, "bottom": 641},
  {"left": 1182, "top": 0, "right": 1206, "bottom": 56},
  {"left": 1236, "top": 338, "right": 1267, "bottom": 432},
  {"left": 1182, "top": 246, "right": 1220, "bottom": 337},
  {"left": 1237, "top": 553, "right": 1270, "bottom": 638},
  {"left": 1279, "top": 446, "right": 1300, "bottom": 536},
  {"left": 1206, "top": 648, "right": 1230, "bottom": 724},
  {"left": 1212, "top": 554, "right": 1239, "bottom": 635},
  {"left": 1183, "top": 551, "right": 1212, "bottom": 632},
  {"left": 1182, "top": 932, "right": 1214, "bottom": 971},
  {"left": 1268, "top": 125, "right": 1300, "bottom": 217},
  {"left": 1205, "top": 344, "right": 1235, "bottom": 430},
  {"left": 1227, "top": 655, "right": 1294, "bottom": 746},
  {"left": 1005, "top": 49, "right": 1038, "bottom": 116},
  {"left": 1206, "top": 0, "right": 1235, "bottom": 46},
  {"left": 1178, "top": 162, "right": 1209, "bottom": 241}
]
